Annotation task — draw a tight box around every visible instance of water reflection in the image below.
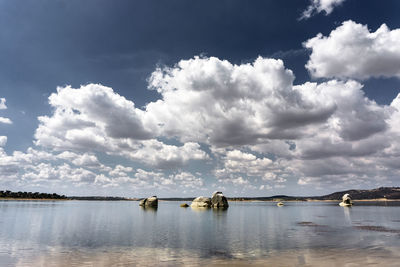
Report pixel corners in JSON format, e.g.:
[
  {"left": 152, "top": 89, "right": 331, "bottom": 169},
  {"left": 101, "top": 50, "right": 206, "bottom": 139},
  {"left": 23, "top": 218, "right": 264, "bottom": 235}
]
[
  {"left": 0, "top": 200, "right": 399, "bottom": 266},
  {"left": 190, "top": 206, "right": 209, "bottom": 212},
  {"left": 212, "top": 207, "right": 228, "bottom": 213},
  {"left": 140, "top": 206, "right": 158, "bottom": 212},
  {"left": 342, "top": 206, "right": 352, "bottom": 224},
  {"left": 212, "top": 207, "right": 228, "bottom": 221}
]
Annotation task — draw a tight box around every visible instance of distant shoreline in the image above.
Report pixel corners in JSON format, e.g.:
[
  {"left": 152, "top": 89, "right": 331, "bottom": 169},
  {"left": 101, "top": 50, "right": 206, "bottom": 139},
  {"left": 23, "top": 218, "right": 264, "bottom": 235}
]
[
  {"left": 228, "top": 198, "right": 400, "bottom": 202},
  {"left": 1, "top": 186, "right": 399, "bottom": 202},
  {"left": 0, "top": 198, "right": 69, "bottom": 201},
  {"left": 1, "top": 197, "right": 399, "bottom": 202}
]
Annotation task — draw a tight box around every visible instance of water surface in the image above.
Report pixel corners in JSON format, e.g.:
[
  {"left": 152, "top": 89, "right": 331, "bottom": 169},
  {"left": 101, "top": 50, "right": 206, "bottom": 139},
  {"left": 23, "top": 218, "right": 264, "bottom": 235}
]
[{"left": 0, "top": 200, "right": 399, "bottom": 266}]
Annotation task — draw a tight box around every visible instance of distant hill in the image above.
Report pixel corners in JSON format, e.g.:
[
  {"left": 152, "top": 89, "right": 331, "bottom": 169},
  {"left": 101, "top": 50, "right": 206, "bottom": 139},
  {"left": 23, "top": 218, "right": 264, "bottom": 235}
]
[
  {"left": 227, "top": 187, "right": 400, "bottom": 201},
  {"left": 312, "top": 187, "right": 400, "bottom": 200}
]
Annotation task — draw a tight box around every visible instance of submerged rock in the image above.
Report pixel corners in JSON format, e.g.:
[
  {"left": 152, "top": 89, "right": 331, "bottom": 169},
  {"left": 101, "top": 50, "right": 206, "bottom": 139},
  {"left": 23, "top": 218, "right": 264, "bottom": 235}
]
[
  {"left": 191, "top": 196, "right": 212, "bottom": 208},
  {"left": 180, "top": 203, "right": 189, "bottom": 207},
  {"left": 277, "top": 202, "right": 284, "bottom": 206},
  {"left": 139, "top": 196, "right": 158, "bottom": 207},
  {"left": 339, "top": 194, "right": 352, "bottom": 206},
  {"left": 211, "top": 191, "right": 229, "bottom": 208}
]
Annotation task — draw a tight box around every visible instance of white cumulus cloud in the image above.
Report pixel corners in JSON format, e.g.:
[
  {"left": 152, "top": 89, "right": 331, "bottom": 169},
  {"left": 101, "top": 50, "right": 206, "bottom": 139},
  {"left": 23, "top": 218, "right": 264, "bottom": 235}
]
[
  {"left": 6, "top": 55, "right": 400, "bottom": 194},
  {"left": 304, "top": 20, "right": 400, "bottom": 79},
  {"left": 34, "top": 84, "right": 209, "bottom": 168},
  {"left": 147, "top": 56, "right": 336, "bottom": 146}
]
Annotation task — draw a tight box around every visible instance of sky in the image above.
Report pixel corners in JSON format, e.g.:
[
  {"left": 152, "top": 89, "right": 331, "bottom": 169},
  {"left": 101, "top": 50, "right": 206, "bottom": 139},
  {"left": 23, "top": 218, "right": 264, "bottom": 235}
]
[{"left": 1, "top": 0, "right": 400, "bottom": 197}]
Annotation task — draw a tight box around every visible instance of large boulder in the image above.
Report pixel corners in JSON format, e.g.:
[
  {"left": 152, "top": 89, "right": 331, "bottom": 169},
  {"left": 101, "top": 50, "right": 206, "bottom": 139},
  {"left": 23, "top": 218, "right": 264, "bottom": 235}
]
[
  {"left": 139, "top": 199, "right": 146, "bottom": 206},
  {"left": 211, "top": 191, "right": 229, "bottom": 208},
  {"left": 139, "top": 196, "right": 158, "bottom": 208},
  {"left": 191, "top": 196, "right": 211, "bottom": 208},
  {"left": 339, "top": 194, "right": 352, "bottom": 206}
]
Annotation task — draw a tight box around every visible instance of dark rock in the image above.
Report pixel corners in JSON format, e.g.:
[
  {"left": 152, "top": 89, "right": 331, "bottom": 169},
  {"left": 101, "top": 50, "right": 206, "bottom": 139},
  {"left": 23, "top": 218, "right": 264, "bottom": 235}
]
[{"left": 211, "top": 191, "right": 229, "bottom": 208}]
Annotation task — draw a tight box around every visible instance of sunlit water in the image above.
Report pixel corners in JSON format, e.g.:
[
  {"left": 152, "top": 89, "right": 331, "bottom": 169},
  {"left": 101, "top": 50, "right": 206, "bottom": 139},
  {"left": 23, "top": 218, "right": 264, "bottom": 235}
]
[{"left": 0, "top": 200, "right": 399, "bottom": 266}]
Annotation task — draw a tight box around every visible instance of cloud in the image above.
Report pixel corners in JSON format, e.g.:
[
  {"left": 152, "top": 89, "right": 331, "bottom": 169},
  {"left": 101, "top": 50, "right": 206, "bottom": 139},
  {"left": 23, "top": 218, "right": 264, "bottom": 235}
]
[
  {"left": 0, "top": 117, "right": 12, "bottom": 124},
  {"left": 147, "top": 56, "right": 336, "bottom": 146},
  {"left": 34, "top": 84, "right": 208, "bottom": 168},
  {"left": 295, "top": 155, "right": 395, "bottom": 188},
  {"left": 0, "top": 136, "right": 6, "bottom": 147},
  {"left": 57, "top": 151, "right": 104, "bottom": 169},
  {"left": 220, "top": 149, "right": 272, "bottom": 176},
  {"left": 0, "top": 98, "right": 7, "bottom": 109},
  {"left": 120, "top": 140, "right": 209, "bottom": 169},
  {"left": 109, "top": 165, "right": 134, "bottom": 177},
  {"left": 99, "top": 168, "right": 205, "bottom": 192},
  {"left": 293, "top": 80, "right": 389, "bottom": 141},
  {"left": 8, "top": 56, "right": 400, "bottom": 194},
  {"left": 0, "top": 146, "right": 205, "bottom": 195},
  {"left": 0, "top": 98, "right": 12, "bottom": 124},
  {"left": 46, "top": 84, "right": 153, "bottom": 140},
  {"left": 304, "top": 20, "right": 400, "bottom": 79},
  {"left": 259, "top": 184, "right": 272, "bottom": 190},
  {"left": 22, "top": 163, "right": 97, "bottom": 183},
  {"left": 169, "top": 172, "right": 204, "bottom": 189},
  {"left": 301, "top": 0, "right": 346, "bottom": 20},
  {"left": 285, "top": 83, "right": 398, "bottom": 188},
  {"left": 0, "top": 147, "right": 96, "bottom": 186},
  {"left": 214, "top": 149, "right": 289, "bottom": 189}
]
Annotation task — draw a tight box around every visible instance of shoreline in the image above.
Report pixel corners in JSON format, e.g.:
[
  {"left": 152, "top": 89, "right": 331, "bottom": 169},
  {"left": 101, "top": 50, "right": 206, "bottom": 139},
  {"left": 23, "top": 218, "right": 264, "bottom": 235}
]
[
  {"left": 1, "top": 198, "right": 399, "bottom": 202},
  {"left": 228, "top": 199, "right": 400, "bottom": 202},
  {"left": 0, "top": 198, "right": 69, "bottom": 201}
]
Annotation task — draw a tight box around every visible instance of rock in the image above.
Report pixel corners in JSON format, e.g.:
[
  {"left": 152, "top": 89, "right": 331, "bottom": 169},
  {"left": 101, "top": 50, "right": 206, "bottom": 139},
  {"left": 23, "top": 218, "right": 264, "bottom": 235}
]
[
  {"left": 191, "top": 196, "right": 211, "bottom": 208},
  {"left": 211, "top": 191, "right": 229, "bottom": 208},
  {"left": 339, "top": 194, "right": 352, "bottom": 206},
  {"left": 277, "top": 202, "right": 284, "bottom": 206},
  {"left": 146, "top": 196, "right": 158, "bottom": 207},
  {"left": 139, "top": 196, "right": 158, "bottom": 207},
  {"left": 180, "top": 203, "right": 189, "bottom": 207},
  {"left": 139, "top": 199, "right": 146, "bottom": 206}
]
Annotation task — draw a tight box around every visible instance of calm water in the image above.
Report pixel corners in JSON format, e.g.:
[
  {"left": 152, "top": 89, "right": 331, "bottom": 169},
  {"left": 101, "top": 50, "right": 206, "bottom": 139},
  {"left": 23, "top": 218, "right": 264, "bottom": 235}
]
[{"left": 0, "top": 200, "right": 399, "bottom": 266}]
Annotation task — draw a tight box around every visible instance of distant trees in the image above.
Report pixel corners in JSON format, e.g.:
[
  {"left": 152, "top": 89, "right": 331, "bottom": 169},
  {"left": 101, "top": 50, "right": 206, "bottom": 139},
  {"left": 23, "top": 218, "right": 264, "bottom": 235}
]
[{"left": 0, "top": 190, "right": 67, "bottom": 199}]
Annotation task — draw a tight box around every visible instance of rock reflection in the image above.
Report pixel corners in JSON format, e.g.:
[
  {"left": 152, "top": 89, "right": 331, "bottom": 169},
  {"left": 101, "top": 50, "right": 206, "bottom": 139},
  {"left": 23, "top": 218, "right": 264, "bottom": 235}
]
[
  {"left": 212, "top": 207, "right": 228, "bottom": 215},
  {"left": 190, "top": 206, "right": 210, "bottom": 212},
  {"left": 343, "top": 204, "right": 352, "bottom": 224},
  {"left": 140, "top": 206, "right": 158, "bottom": 212}
]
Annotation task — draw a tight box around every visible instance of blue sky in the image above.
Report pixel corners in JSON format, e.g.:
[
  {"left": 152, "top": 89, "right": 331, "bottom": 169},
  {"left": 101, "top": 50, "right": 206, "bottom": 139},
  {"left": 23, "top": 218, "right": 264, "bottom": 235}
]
[{"left": 1, "top": 0, "right": 400, "bottom": 197}]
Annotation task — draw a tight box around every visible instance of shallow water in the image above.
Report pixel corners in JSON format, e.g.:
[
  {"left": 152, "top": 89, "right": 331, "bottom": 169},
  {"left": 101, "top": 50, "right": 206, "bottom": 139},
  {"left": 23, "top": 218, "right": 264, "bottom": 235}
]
[{"left": 0, "top": 200, "right": 399, "bottom": 266}]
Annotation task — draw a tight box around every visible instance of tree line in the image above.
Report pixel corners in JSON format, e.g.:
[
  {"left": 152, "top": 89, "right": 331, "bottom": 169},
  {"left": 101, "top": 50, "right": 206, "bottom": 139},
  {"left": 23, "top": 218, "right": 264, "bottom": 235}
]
[{"left": 0, "top": 190, "right": 67, "bottom": 199}]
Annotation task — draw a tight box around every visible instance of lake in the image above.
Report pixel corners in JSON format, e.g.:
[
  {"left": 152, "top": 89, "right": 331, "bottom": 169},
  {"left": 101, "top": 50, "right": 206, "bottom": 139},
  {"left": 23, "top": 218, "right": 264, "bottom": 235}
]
[{"left": 0, "top": 200, "right": 399, "bottom": 266}]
